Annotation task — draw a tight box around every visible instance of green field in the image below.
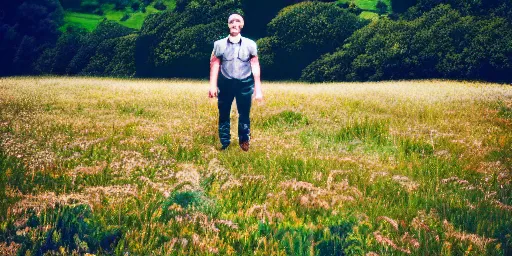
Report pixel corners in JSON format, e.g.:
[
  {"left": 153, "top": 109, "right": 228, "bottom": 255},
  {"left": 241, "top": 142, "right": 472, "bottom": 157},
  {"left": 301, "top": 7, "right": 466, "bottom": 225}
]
[
  {"left": 62, "top": 0, "right": 386, "bottom": 31},
  {"left": 359, "top": 11, "right": 380, "bottom": 20},
  {"left": 337, "top": 0, "right": 391, "bottom": 12},
  {"left": 62, "top": 0, "right": 176, "bottom": 31},
  {"left": 1, "top": 77, "right": 511, "bottom": 255},
  {"left": 63, "top": 12, "right": 104, "bottom": 31}
]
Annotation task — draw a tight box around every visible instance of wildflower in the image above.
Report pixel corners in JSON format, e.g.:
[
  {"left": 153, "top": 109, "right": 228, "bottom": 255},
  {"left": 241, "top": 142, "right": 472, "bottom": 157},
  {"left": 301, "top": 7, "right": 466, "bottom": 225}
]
[
  {"left": 392, "top": 175, "right": 419, "bottom": 192},
  {"left": 373, "top": 231, "right": 411, "bottom": 254},
  {"left": 327, "top": 170, "right": 352, "bottom": 190},
  {"left": 377, "top": 216, "right": 399, "bottom": 231}
]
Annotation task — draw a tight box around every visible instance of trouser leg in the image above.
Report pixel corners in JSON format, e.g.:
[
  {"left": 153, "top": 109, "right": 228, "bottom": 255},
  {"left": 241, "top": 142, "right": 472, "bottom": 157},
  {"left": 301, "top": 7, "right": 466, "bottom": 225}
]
[
  {"left": 217, "top": 77, "right": 235, "bottom": 148},
  {"left": 235, "top": 76, "right": 254, "bottom": 143}
]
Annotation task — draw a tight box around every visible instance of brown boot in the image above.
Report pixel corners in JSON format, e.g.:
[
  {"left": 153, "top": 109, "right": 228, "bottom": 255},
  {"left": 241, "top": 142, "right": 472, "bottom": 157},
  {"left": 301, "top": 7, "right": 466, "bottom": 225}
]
[{"left": 239, "top": 141, "right": 250, "bottom": 151}]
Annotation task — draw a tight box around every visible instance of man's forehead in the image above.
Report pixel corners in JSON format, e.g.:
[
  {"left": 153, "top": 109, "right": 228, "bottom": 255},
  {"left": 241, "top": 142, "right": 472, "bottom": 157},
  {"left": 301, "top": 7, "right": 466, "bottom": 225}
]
[{"left": 228, "top": 14, "right": 244, "bottom": 23}]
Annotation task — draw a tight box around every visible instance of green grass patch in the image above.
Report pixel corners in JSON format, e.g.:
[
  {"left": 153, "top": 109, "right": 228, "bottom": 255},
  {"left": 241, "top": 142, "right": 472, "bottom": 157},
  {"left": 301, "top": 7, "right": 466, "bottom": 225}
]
[
  {"left": 359, "top": 11, "right": 380, "bottom": 20},
  {"left": 337, "top": 0, "right": 391, "bottom": 12},
  {"left": 334, "top": 118, "right": 389, "bottom": 144},
  {"left": 261, "top": 110, "right": 309, "bottom": 129},
  {"left": 62, "top": 0, "right": 176, "bottom": 31},
  {"left": 498, "top": 103, "right": 512, "bottom": 119},
  {"left": 63, "top": 12, "right": 104, "bottom": 32}
]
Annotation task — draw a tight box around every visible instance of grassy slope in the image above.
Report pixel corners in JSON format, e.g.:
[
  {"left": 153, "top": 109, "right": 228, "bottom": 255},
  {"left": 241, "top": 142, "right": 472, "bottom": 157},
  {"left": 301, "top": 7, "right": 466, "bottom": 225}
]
[
  {"left": 62, "top": 0, "right": 176, "bottom": 31},
  {"left": 337, "top": 0, "right": 392, "bottom": 12},
  {"left": 63, "top": 0, "right": 386, "bottom": 31},
  {"left": 1, "top": 77, "right": 511, "bottom": 255}
]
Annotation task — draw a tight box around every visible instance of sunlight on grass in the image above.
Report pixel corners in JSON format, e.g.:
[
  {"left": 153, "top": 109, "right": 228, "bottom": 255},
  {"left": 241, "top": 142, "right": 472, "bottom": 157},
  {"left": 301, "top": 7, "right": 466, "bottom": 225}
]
[
  {"left": 337, "top": 0, "right": 391, "bottom": 12},
  {"left": 63, "top": 12, "right": 103, "bottom": 31},
  {"left": 360, "top": 11, "right": 380, "bottom": 20},
  {"left": 0, "top": 77, "right": 511, "bottom": 255},
  {"left": 62, "top": 0, "right": 176, "bottom": 31}
]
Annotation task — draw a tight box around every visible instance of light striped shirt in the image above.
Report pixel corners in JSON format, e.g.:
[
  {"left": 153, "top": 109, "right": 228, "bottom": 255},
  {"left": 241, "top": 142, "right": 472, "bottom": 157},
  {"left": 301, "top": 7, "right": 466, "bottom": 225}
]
[{"left": 213, "top": 36, "right": 257, "bottom": 80}]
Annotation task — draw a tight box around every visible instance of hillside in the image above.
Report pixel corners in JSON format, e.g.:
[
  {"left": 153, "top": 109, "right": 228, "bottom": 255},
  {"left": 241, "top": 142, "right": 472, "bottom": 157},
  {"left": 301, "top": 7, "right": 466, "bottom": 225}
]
[
  {"left": 61, "top": 0, "right": 176, "bottom": 31},
  {"left": 60, "top": 0, "right": 390, "bottom": 31}
]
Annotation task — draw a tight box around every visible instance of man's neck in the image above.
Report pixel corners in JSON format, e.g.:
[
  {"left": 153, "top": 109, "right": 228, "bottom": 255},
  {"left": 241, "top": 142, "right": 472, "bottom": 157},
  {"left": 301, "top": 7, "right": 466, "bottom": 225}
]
[{"left": 228, "top": 34, "right": 241, "bottom": 44}]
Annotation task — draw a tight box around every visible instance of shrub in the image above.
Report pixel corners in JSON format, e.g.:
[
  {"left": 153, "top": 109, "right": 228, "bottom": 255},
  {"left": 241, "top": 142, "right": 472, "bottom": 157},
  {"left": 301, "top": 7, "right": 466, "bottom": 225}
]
[
  {"left": 0, "top": 0, "right": 63, "bottom": 75},
  {"left": 82, "top": 34, "right": 137, "bottom": 77},
  {"left": 175, "top": 0, "right": 191, "bottom": 12},
  {"left": 67, "top": 21, "right": 134, "bottom": 74},
  {"left": 80, "top": 0, "right": 100, "bottom": 12},
  {"left": 258, "top": 2, "right": 367, "bottom": 80},
  {"left": 93, "top": 8, "right": 104, "bottom": 15},
  {"left": 240, "top": 0, "right": 313, "bottom": 39},
  {"left": 60, "top": 0, "right": 82, "bottom": 9},
  {"left": 114, "top": 0, "right": 130, "bottom": 10},
  {"left": 410, "top": 0, "right": 512, "bottom": 21},
  {"left": 35, "top": 29, "right": 86, "bottom": 75},
  {"left": 154, "top": 1, "right": 167, "bottom": 10},
  {"left": 137, "top": 0, "right": 243, "bottom": 77},
  {"left": 105, "top": 34, "right": 138, "bottom": 77},
  {"left": 391, "top": 0, "right": 417, "bottom": 13},
  {"left": 376, "top": 0, "right": 388, "bottom": 14},
  {"left": 120, "top": 13, "right": 130, "bottom": 22},
  {"left": 154, "top": 22, "right": 226, "bottom": 78},
  {"left": 81, "top": 39, "right": 118, "bottom": 76},
  {"left": 131, "top": 1, "right": 140, "bottom": 11},
  {"left": 302, "top": 4, "right": 512, "bottom": 82}
]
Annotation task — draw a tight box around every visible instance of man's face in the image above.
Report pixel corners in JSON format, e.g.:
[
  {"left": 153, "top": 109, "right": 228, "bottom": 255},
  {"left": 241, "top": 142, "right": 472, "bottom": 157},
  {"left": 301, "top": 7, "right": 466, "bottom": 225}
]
[{"left": 228, "top": 17, "right": 243, "bottom": 36}]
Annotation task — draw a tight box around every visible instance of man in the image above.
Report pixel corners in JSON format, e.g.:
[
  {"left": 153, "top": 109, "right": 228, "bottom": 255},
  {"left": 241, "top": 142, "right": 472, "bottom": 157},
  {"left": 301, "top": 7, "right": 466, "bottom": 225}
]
[{"left": 209, "top": 13, "right": 263, "bottom": 151}]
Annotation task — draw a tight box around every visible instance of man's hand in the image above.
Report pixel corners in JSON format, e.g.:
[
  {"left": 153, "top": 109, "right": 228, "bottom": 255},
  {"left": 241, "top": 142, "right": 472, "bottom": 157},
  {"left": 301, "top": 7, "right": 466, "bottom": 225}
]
[
  {"left": 253, "top": 84, "right": 263, "bottom": 103},
  {"left": 209, "top": 86, "right": 218, "bottom": 98},
  {"left": 253, "top": 91, "right": 263, "bottom": 101}
]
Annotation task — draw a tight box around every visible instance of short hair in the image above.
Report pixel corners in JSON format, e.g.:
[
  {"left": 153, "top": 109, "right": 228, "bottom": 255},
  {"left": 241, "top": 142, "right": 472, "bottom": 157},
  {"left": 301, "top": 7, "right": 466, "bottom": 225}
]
[{"left": 228, "top": 14, "right": 244, "bottom": 29}]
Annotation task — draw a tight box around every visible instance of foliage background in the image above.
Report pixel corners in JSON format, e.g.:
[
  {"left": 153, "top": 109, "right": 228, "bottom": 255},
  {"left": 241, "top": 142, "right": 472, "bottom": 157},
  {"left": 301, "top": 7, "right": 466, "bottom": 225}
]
[{"left": 1, "top": 0, "right": 512, "bottom": 81}]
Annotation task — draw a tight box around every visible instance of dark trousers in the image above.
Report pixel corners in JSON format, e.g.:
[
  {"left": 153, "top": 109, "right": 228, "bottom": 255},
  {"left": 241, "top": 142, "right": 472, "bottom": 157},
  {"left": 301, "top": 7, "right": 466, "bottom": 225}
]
[{"left": 217, "top": 74, "right": 254, "bottom": 147}]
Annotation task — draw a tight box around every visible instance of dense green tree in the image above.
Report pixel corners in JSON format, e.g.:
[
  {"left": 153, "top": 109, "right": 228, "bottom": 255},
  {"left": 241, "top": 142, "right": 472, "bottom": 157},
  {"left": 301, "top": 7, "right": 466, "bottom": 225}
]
[
  {"left": 376, "top": 0, "right": 388, "bottom": 14},
  {"left": 81, "top": 39, "right": 118, "bottom": 76},
  {"left": 302, "top": 4, "right": 512, "bottom": 82},
  {"left": 257, "top": 1, "right": 367, "bottom": 79},
  {"left": 407, "top": 0, "right": 512, "bottom": 21},
  {"left": 67, "top": 21, "right": 134, "bottom": 74},
  {"left": 0, "top": 0, "right": 64, "bottom": 76},
  {"left": 35, "top": 27, "right": 87, "bottom": 74},
  {"left": 81, "top": 0, "right": 100, "bottom": 12},
  {"left": 60, "top": 0, "right": 82, "bottom": 9},
  {"left": 240, "top": 0, "right": 321, "bottom": 39},
  {"left": 105, "top": 34, "right": 138, "bottom": 77},
  {"left": 137, "top": 0, "right": 243, "bottom": 77},
  {"left": 81, "top": 34, "right": 137, "bottom": 77},
  {"left": 391, "top": 0, "right": 417, "bottom": 13},
  {"left": 155, "top": 22, "right": 225, "bottom": 77}
]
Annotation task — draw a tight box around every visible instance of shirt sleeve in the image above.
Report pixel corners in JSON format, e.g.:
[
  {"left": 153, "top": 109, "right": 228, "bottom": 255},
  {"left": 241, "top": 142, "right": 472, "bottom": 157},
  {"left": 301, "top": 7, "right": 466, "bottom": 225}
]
[
  {"left": 250, "top": 41, "right": 258, "bottom": 57},
  {"left": 213, "top": 41, "right": 223, "bottom": 58},
  {"left": 213, "top": 41, "right": 219, "bottom": 58}
]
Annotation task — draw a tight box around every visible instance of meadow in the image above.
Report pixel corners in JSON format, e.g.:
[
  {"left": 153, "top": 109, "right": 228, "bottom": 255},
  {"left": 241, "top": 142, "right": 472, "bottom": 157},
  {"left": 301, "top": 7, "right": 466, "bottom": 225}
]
[
  {"left": 337, "top": 0, "right": 391, "bottom": 11},
  {"left": 62, "top": 0, "right": 177, "bottom": 31},
  {"left": 0, "top": 77, "right": 511, "bottom": 255}
]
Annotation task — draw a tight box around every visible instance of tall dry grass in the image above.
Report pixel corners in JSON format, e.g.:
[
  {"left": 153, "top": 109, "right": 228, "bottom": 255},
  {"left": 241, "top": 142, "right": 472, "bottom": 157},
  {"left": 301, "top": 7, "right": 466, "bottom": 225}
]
[{"left": 0, "top": 77, "right": 511, "bottom": 255}]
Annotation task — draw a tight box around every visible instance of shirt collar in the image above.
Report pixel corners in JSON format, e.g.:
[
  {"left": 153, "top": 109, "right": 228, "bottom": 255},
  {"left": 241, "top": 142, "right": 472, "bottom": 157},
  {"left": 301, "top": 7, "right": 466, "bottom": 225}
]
[{"left": 228, "top": 34, "right": 242, "bottom": 44}]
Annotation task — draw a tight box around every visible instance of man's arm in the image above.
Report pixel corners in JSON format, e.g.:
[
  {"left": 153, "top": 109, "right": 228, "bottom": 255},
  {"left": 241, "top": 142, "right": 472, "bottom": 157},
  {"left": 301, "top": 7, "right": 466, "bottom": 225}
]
[
  {"left": 209, "top": 52, "right": 220, "bottom": 98},
  {"left": 250, "top": 56, "right": 263, "bottom": 101}
]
